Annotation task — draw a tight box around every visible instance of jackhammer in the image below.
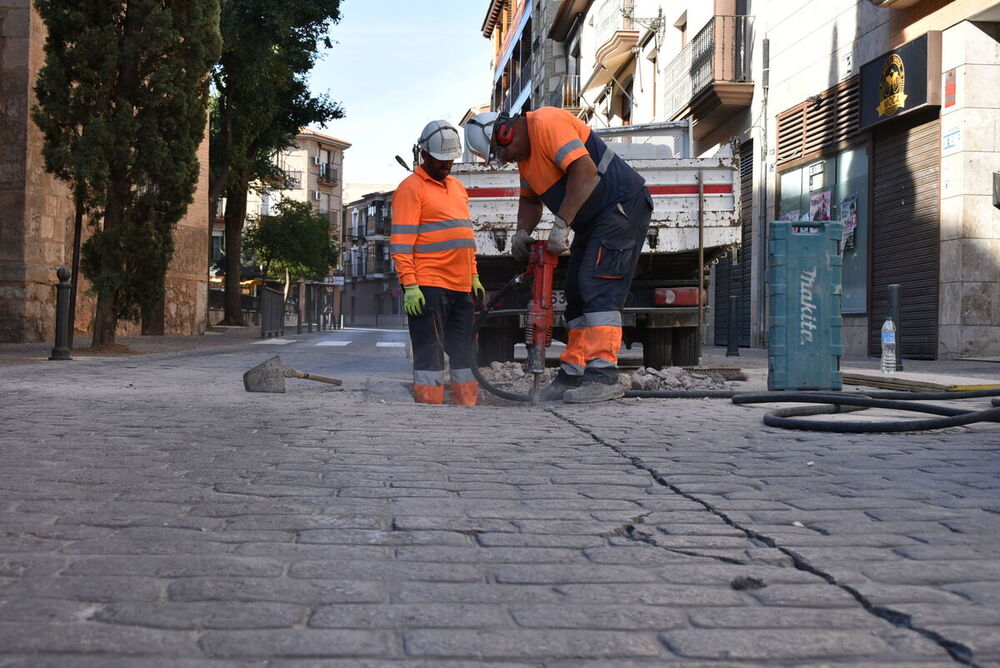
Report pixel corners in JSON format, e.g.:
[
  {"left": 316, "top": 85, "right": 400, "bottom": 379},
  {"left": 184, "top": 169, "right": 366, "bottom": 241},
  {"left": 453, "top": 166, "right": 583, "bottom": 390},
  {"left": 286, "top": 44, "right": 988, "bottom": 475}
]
[{"left": 524, "top": 241, "right": 560, "bottom": 404}]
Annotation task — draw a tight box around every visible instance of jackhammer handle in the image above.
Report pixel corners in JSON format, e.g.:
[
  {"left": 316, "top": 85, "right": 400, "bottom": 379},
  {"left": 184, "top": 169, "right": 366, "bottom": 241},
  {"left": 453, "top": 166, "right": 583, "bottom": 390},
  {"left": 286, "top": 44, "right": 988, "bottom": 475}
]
[{"left": 284, "top": 368, "right": 343, "bottom": 386}]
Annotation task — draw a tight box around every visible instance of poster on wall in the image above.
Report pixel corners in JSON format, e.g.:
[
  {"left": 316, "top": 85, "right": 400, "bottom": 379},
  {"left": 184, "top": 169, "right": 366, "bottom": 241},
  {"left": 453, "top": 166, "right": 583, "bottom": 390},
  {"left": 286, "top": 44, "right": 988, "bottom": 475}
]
[
  {"left": 779, "top": 210, "right": 800, "bottom": 221},
  {"left": 840, "top": 193, "right": 858, "bottom": 253},
  {"left": 809, "top": 191, "right": 831, "bottom": 221}
]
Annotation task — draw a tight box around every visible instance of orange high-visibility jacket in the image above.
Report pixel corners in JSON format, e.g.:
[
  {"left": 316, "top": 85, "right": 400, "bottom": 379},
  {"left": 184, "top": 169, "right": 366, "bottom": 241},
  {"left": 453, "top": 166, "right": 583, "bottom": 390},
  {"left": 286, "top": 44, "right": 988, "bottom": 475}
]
[{"left": 391, "top": 166, "right": 478, "bottom": 292}]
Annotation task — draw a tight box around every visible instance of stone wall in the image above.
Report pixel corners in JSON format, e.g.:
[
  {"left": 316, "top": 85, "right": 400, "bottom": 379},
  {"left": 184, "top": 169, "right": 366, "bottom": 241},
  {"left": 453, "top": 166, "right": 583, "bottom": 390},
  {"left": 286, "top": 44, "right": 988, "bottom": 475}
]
[
  {"left": 0, "top": 1, "right": 209, "bottom": 342},
  {"left": 938, "top": 20, "right": 1000, "bottom": 358}
]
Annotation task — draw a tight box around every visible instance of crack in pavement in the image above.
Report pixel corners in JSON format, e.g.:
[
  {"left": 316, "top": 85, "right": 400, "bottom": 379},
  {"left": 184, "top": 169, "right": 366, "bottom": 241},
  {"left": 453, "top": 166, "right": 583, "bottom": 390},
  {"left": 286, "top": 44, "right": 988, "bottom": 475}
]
[{"left": 550, "top": 408, "right": 979, "bottom": 667}]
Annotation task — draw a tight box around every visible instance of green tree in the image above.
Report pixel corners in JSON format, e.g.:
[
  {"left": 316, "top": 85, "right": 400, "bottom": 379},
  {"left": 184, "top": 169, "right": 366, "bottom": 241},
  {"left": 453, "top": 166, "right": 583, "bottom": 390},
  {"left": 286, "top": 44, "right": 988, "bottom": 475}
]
[
  {"left": 210, "top": 0, "right": 344, "bottom": 326},
  {"left": 32, "top": 0, "right": 221, "bottom": 345},
  {"left": 243, "top": 199, "right": 338, "bottom": 296}
]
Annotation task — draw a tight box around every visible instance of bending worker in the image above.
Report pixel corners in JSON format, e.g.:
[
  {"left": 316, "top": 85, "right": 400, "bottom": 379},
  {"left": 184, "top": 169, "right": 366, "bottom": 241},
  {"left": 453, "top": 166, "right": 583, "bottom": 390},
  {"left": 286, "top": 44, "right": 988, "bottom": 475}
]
[
  {"left": 466, "top": 107, "right": 652, "bottom": 403},
  {"left": 391, "top": 120, "right": 486, "bottom": 405}
]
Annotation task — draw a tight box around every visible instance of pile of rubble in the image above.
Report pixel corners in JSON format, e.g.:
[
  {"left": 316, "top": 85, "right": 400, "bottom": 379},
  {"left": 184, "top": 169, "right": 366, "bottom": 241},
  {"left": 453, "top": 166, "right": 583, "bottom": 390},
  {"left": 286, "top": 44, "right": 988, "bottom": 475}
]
[{"left": 478, "top": 361, "right": 735, "bottom": 394}]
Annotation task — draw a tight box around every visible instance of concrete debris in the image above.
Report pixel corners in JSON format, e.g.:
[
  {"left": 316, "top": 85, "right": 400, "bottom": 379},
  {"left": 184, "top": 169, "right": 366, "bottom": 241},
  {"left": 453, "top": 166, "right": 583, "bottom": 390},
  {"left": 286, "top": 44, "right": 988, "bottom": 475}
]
[{"left": 478, "top": 362, "right": 732, "bottom": 393}]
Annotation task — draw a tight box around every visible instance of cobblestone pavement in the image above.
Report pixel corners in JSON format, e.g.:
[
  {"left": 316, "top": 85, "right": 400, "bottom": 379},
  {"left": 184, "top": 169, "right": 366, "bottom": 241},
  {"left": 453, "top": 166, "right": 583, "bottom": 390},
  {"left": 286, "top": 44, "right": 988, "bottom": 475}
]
[{"left": 0, "top": 330, "right": 998, "bottom": 667}]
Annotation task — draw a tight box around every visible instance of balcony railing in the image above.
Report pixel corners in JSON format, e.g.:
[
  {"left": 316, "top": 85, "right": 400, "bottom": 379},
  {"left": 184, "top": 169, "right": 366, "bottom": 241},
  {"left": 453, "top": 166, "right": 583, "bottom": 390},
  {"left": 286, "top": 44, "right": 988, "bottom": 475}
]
[
  {"left": 318, "top": 164, "right": 339, "bottom": 186},
  {"left": 595, "top": 2, "right": 635, "bottom": 46},
  {"left": 549, "top": 74, "right": 581, "bottom": 110},
  {"left": 365, "top": 259, "right": 391, "bottom": 277},
  {"left": 662, "top": 15, "right": 754, "bottom": 121}
]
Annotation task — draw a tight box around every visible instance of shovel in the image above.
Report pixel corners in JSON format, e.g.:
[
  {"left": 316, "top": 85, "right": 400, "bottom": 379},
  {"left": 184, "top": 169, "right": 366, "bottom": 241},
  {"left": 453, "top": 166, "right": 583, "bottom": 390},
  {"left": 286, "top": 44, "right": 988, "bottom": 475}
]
[{"left": 243, "top": 355, "right": 342, "bottom": 393}]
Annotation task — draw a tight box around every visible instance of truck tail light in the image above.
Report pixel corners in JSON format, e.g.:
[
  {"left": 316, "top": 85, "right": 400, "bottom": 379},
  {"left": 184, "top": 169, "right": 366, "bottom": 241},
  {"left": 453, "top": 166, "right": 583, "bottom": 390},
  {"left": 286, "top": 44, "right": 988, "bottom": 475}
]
[{"left": 654, "top": 287, "right": 702, "bottom": 306}]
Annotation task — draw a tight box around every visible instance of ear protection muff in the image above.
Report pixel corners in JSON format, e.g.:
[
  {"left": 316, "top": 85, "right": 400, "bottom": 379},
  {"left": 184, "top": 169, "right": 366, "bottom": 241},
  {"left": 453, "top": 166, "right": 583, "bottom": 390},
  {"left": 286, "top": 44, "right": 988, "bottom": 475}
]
[{"left": 494, "top": 112, "right": 515, "bottom": 147}]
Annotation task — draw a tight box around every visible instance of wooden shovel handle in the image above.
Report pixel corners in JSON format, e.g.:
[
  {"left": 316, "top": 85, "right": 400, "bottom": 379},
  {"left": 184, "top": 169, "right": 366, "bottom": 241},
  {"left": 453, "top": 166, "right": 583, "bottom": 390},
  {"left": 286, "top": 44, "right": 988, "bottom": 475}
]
[{"left": 283, "top": 368, "right": 342, "bottom": 386}]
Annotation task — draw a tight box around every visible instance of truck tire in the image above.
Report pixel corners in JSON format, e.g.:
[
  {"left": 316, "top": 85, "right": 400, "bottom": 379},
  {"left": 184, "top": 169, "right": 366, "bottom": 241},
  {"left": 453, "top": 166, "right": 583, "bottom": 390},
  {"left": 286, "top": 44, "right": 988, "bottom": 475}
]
[
  {"left": 672, "top": 326, "right": 699, "bottom": 366},
  {"left": 642, "top": 329, "right": 672, "bottom": 369},
  {"left": 642, "top": 327, "right": 699, "bottom": 368},
  {"left": 476, "top": 326, "right": 517, "bottom": 366}
]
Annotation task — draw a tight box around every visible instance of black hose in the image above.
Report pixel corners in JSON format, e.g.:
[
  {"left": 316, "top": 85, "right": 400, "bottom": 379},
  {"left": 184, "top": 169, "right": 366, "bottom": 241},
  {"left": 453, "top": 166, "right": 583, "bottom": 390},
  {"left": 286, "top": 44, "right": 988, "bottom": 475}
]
[
  {"left": 472, "top": 275, "right": 535, "bottom": 403},
  {"left": 731, "top": 391, "right": 1000, "bottom": 432},
  {"left": 473, "top": 276, "right": 1000, "bottom": 432}
]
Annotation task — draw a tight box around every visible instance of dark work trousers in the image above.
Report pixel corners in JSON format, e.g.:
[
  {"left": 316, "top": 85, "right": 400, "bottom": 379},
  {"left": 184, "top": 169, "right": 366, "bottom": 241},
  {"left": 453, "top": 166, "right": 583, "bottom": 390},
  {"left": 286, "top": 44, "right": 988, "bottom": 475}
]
[
  {"left": 407, "top": 286, "right": 478, "bottom": 405},
  {"left": 559, "top": 186, "right": 653, "bottom": 384}
]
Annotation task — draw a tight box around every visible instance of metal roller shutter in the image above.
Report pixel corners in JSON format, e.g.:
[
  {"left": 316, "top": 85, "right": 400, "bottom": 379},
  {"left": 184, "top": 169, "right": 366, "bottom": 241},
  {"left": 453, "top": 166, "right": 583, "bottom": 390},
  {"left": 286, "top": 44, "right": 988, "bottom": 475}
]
[
  {"left": 713, "top": 141, "right": 752, "bottom": 347},
  {"left": 869, "top": 112, "right": 940, "bottom": 359}
]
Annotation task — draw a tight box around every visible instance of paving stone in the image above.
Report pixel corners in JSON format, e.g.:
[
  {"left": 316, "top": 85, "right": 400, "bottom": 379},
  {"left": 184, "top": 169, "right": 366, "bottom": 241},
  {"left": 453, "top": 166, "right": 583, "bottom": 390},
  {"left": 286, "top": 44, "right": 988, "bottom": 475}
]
[
  {"left": 0, "top": 621, "right": 200, "bottom": 656},
  {"left": 288, "top": 559, "right": 483, "bottom": 582},
  {"left": 510, "top": 603, "right": 685, "bottom": 630},
  {"left": 92, "top": 601, "right": 309, "bottom": 629},
  {"left": 556, "top": 583, "right": 746, "bottom": 606},
  {"left": 310, "top": 603, "right": 511, "bottom": 629},
  {"left": 167, "top": 577, "right": 387, "bottom": 604},
  {"left": 403, "top": 629, "right": 663, "bottom": 659},
  {"left": 661, "top": 628, "right": 896, "bottom": 660},
  {"left": 62, "top": 555, "right": 284, "bottom": 578},
  {"left": 199, "top": 629, "right": 393, "bottom": 658}
]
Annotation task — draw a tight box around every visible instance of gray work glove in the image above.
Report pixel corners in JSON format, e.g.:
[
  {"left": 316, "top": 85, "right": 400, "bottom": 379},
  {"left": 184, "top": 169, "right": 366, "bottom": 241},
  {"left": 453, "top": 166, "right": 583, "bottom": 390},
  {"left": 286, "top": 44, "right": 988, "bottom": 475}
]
[
  {"left": 511, "top": 228, "right": 533, "bottom": 263},
  {"left": 547, "top": 215, "right": 571, "bottom": 255}
]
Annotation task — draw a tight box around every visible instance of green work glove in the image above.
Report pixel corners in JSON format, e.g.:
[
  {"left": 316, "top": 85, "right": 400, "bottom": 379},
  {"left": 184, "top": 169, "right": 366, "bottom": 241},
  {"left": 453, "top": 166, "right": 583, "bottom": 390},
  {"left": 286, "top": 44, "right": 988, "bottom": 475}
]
[
  {"left": 471, "top": 274, "right": 486, "bottom": 302},
  {"left": 403, "top": 284, "right": 425, "bottom": 316}
]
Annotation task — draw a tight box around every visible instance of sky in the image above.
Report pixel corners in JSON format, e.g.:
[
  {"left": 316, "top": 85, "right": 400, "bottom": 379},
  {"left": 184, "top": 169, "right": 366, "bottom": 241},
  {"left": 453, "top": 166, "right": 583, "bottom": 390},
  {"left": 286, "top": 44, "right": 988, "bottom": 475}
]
[{"left": 309, "top": 1, "right": 493, "bottom": 188}]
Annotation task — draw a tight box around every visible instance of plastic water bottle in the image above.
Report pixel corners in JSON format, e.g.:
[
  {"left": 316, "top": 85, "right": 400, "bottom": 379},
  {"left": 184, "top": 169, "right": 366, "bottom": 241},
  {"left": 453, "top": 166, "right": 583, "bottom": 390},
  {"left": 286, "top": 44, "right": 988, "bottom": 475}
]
[{"left": 880, "top": 317, "right": 897, "bottom": 375}]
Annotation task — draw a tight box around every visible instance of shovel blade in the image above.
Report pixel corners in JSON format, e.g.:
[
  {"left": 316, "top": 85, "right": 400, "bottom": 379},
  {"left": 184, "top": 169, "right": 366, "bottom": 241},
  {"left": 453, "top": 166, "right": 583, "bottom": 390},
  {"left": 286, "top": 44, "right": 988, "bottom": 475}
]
[{"left": 243, "top": 355, "right": 286, "bottom": 393}]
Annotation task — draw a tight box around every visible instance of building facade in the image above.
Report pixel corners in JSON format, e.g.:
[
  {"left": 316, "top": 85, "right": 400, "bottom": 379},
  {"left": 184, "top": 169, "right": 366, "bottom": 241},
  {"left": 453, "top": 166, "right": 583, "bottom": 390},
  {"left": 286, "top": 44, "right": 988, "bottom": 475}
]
[
  {"left": 484, "top": 0, "right": 565, "bottom": 114},
  {"left": 238, "top": 129, "right": 350, "bottom": 266},
  {"left": 1, "top": 1, "right": 211, "bottom": 343},
  {"left": 537, "top": 0, "right": 1000, "bottom": 359},
  {"left": 342, "top": 190, "right": 404, "bottom": 328}
]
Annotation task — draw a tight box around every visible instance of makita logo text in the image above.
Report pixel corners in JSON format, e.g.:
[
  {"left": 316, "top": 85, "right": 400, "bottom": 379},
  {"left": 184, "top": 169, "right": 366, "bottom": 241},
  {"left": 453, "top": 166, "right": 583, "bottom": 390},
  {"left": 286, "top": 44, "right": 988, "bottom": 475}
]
[{"left": 800, "top": 266, "right": 818, "bottom": 345}]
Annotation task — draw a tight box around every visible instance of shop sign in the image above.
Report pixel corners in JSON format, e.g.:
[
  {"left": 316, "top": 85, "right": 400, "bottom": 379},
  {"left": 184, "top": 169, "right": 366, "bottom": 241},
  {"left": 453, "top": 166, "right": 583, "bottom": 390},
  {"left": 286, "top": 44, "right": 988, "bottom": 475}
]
[{"left": 859, "top": 32, "right": 941, "bottom": 130}]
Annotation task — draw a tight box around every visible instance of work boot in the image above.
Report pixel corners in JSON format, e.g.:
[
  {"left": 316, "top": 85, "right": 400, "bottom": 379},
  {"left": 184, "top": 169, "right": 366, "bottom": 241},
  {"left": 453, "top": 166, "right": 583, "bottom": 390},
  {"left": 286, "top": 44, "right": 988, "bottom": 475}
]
[
  {"left": 562, "top": 381, "right": 625, "bottom": 404},
  {"left": 539, "top": 378, "right": 581, "bottom": 401}
]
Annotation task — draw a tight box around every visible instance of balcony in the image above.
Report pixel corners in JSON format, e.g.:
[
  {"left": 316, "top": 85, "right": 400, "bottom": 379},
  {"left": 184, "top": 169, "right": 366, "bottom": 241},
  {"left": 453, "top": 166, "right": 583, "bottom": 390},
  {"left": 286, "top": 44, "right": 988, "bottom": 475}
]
[
  {"left": 318, "top": 164, "right": 339, "bottom": 186},
  {"left": 662, "top": 15, "right": 754, "bottom": 140},
  {"left": 549, "top": 74, "right": 581, "bottom": 113},
  {"left": 594, "top": 4, "right": 637, "bottom": 69},
  {"left": 365, "top": 259, "right": 392, "bottom": 278}
]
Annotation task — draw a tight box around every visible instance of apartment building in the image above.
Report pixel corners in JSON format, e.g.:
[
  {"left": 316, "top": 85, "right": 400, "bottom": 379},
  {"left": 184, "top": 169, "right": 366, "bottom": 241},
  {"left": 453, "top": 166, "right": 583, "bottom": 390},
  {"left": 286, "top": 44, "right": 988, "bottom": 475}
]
[
  {"left": 342, "top": 191, "right": 404, "bottom": 328},
  {"left": 536, "top": 0, "right": 1000, "bottom": 359},
  {"left": 483, "top": 0, "right": 566, "bottom": 114},
  {"left": 237, "top": 129, "right": 351, "bottom": 266}
]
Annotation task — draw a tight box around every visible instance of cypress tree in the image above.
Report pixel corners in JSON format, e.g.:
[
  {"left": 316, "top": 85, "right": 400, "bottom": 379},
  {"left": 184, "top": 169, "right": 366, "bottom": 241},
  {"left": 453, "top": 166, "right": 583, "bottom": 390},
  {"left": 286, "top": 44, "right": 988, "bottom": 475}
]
[{"left": 33, "top": 0, "right": 221, "bottom": 345}]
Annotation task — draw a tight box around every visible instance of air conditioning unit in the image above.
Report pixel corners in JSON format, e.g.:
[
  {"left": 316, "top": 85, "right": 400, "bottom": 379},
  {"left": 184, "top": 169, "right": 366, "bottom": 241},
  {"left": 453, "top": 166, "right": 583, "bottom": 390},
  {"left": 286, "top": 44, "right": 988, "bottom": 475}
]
[
  {"left": 312, "top": 156, "right": 321, "bottom": 165},
  {"left": 311, "top": 190, "right": 321, "bottom": 201}
]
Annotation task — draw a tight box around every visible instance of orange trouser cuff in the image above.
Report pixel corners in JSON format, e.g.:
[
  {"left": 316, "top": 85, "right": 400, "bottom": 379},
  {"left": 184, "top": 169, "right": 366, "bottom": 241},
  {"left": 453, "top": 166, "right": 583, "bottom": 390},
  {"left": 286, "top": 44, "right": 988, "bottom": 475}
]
[
  {"left": 414, "top": 384, "right": 445, "bottom": 404},
  {"left": 581, "top": 325, "right": 621, "bottom": 366},
  {"left": 560, "top": 327, "right": 587, "bottom": 368},
  {"left": 450, "top": 381, "right": 478, "bottom": 406}
]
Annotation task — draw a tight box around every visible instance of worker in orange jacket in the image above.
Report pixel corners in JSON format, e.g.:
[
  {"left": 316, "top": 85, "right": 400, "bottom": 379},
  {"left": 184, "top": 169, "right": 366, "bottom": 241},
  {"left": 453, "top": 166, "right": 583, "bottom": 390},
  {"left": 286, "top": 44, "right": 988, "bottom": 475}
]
[
  {"left": 465, "top": 107, "right": 652, "bottom": 403},
  {"left": 391, "top": 120, "right": 486, "bottom": 405}
]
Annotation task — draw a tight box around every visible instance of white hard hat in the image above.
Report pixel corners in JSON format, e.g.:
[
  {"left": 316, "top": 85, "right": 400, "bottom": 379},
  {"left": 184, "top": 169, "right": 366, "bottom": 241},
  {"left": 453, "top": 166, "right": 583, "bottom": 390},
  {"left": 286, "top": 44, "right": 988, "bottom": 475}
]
[
  {"left": 464, "top": 111, "right": 499, "bottom": 160},
  {"left": 417, "top": 120, "right": 463, "bottom": 161}
]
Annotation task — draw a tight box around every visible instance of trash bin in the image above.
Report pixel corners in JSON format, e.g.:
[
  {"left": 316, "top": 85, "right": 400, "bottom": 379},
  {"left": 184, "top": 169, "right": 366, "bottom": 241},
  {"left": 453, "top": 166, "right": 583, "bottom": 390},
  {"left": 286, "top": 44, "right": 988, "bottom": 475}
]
[{"left": 767, "top": 220, "right": 843, "bottom": 391}]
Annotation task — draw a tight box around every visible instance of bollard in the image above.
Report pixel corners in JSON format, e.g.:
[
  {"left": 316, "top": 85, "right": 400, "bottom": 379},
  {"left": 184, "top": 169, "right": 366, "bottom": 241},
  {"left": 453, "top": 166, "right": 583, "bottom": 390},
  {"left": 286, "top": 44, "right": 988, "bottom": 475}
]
[
  {"left": 726, "top": 295, "right": 740, "bottom": 357},
  {"left": 49, "top": 267, "right": 72, "bottom": 361},
  {"left": 887, "top": 283, "right": 903, "bottom": 371}
]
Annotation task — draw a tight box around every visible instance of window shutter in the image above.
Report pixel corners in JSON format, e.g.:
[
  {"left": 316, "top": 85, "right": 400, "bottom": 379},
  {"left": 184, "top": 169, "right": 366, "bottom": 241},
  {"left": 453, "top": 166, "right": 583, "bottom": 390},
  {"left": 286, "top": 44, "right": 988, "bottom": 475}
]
[{"left": 776, "top": 76, "right": 860, "bottom": 165}]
